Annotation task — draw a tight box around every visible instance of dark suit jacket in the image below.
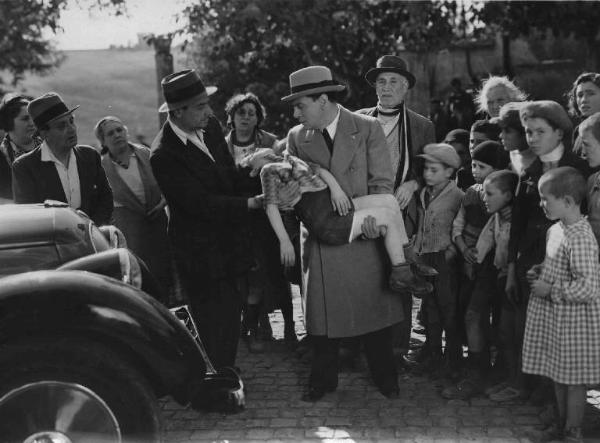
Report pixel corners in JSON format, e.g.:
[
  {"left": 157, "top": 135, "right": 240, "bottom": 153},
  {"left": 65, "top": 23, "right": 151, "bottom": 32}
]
[
  {"left": 508, "top": 151, "right": 590, "bottom": 270},
  {"left": 12, "top": 144, "right": 113, "bottom": 225},
  {"left": 149, "top": 117, "right": 252, "bottom": 283},
  {"left": 356, "top": 106, "right": 435, "bottom": 187}
]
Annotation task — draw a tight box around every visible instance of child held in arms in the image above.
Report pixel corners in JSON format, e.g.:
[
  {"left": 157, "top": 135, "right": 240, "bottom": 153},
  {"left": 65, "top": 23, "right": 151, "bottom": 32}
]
[{"left": 242, "top": 149, "right": 435, "bottom": 295}]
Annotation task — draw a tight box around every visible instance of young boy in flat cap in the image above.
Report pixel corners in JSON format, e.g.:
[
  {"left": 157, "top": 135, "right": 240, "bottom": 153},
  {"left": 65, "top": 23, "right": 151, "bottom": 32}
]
[
  {"left": 500, "top": 100, "right": 590, "bottom": 402},
  {"left": 410, "top": 143, "right": 464, "bottom": 373}
]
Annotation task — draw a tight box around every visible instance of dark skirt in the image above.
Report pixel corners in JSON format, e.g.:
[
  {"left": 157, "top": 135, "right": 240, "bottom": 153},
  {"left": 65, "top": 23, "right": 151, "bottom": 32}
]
[{"left": 294, "top": 189, "right": 354, "bottom": 246}]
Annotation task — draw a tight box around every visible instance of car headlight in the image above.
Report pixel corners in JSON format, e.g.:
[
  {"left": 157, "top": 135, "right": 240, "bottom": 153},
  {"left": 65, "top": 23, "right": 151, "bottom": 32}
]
[
  {"left": 118, "top": 249, "right": 142, "bottom": 288},
  {"left": 99, "top": 225, "right": 128, "bottom": 249}
]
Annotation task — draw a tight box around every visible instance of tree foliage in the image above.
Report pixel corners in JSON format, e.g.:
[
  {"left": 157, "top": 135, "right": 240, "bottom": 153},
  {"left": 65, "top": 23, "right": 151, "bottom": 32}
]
[{"left": 179, "top": 0, "right": 463, "bottom": 135}]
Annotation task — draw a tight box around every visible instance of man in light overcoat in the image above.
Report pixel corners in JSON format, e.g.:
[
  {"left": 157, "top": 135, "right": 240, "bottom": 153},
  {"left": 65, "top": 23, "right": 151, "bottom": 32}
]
[{"left": 282, "top": 65, "right": 404, "bottom": 401}]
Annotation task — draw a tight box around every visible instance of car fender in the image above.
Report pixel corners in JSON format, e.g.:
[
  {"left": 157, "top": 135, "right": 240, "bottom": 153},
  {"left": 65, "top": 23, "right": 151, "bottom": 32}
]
[{"left": 0, "top": 270, "right": 206, "bottom": 403}]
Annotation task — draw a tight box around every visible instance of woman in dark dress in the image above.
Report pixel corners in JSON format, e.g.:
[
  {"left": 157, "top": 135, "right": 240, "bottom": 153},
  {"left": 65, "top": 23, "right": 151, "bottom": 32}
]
[
  {"left": 0, "top": 93, "right": 38, "bottom": 202},
  {"left": 224, "top": 92, "right": 297, "bottom": 351}
]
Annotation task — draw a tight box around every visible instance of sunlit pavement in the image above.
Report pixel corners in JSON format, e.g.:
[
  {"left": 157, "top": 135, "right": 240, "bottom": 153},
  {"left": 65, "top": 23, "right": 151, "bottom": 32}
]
[{"left": 161, "top": 286, "right": 600, "bottom": 443}]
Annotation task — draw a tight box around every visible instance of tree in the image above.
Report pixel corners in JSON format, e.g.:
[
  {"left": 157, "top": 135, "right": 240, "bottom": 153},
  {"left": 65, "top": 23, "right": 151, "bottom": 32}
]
[
  {"left": 0, "top": 0, "right": 126, "bottom": 87},
  {"left": 475, "top": 1, "right": 600, "bottom": 75},
  {"left": 178, "top": 0, "right": 463, "bottom": 135}
]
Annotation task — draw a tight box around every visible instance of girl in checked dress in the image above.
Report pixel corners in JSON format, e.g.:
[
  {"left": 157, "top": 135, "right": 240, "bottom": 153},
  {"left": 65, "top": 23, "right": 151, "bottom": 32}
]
[{"left": 523, "top": 166, "right": 600, "bottom": 443}]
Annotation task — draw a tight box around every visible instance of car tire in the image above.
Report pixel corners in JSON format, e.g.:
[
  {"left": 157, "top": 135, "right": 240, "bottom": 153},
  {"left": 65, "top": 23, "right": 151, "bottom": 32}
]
[{"left": 0, "top": 337, "right": 162, "bottom": 442}]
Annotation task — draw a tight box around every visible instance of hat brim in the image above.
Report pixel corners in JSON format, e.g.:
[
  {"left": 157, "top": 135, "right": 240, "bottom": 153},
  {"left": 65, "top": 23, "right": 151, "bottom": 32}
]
[
  {"left": 281, "top": 84, "right": 346, "bottom": 102},
  {"left": 365, "top": 67, "right": 416, "bottom": 89},
  {"left": 158, "top": 85, "right": 217, "bottom": 113},
  {"left": 417, "top": 153, "right": 459, "bottom": 169},
  {"left": 36, "top": 105, "right": 80, "bottom": 131}
]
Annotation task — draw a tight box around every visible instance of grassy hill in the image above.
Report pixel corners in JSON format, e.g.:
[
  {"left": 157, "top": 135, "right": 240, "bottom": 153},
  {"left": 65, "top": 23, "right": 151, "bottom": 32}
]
[{"left": 16, "top": 49, "right": 161, "bottom": 148}]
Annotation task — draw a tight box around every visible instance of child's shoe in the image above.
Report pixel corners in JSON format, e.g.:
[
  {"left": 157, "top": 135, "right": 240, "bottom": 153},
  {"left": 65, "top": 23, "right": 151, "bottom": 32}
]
[
  {"left": 524, "top": 423, "right": 564, "bottom": 443},
  {"left": 389, "top": 263, "right": 433, "bottom": 296},
  {"left": 408, "top": 260, "right": 439, "bottom": 277}
]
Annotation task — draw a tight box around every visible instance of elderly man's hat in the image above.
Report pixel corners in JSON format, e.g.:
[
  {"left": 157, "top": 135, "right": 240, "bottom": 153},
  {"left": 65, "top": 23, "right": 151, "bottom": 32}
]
[
  {"left": 159, "top": 69, "right": 217, "bottom": 113},
  {"left": 365, "top": 55, "right": 416, "bottom": 89},
  {"left": 27, "top": 92, "right": 79, "bottom": 130},
  {"left": 281, "top": 66, "right": 346, "bottom": 102}
]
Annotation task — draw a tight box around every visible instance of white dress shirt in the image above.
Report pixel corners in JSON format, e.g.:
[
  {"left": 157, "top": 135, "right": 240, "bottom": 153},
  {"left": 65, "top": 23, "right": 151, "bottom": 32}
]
[
  {"left": 168, "top": 119, "right": 215, "bottom": 162},
  {"left": 40, "top": 142, "right": 81, "bottom": 209}
]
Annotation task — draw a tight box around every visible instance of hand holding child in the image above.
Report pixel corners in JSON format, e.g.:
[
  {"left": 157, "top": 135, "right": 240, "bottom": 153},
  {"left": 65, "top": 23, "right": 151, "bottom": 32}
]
[
  {"left": 329, "top": 185, "right": 352, "bottom": 216},
  {"left": 526, "top": 264, "right": 543, "bottom": 285},
  {"left": 462, "top": 246, "right": 478, "bottom": 264},
  {"left": 279, "top": 239, "right": 296, "bottom": 267}
]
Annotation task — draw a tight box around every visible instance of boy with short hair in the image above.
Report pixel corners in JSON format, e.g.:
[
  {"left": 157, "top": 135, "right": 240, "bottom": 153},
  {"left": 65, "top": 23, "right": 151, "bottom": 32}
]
[
  {"left": 443, "top": 169, "right": 519, "bottom": 399},
  {"left": 469, "top": 120, "right": 501, "bottom": 154},
  {"left": 411, "top": 143, "right": 464, "bottom": 371}
]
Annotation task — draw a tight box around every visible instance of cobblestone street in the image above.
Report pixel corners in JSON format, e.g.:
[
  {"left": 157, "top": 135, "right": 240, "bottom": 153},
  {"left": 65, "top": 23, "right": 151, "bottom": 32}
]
[{"left": 161, "top": 288, "right": 600, "bottom": 443}]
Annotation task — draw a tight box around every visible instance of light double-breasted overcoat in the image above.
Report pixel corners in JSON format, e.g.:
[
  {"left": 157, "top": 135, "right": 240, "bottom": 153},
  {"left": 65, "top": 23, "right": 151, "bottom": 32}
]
[{"left": 287, "top": 106, "right": 404, "bottom": 337}]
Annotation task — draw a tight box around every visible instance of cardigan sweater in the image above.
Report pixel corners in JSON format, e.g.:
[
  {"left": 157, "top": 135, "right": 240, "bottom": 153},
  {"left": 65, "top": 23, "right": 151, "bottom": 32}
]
[{"left": 413, "top": 180, "right": 464, "bottom": 254}]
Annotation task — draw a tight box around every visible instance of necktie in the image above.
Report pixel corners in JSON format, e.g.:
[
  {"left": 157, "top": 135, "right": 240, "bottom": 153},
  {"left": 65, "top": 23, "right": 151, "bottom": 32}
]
[{"left": 322, "top": 129, "right": 334, "bottom": 155}]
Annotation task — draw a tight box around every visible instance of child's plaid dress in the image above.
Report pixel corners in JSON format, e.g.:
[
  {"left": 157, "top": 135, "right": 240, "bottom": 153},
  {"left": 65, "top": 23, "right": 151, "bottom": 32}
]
[{"left": 522, "top": 217, "right": 600, "bottom": 384}]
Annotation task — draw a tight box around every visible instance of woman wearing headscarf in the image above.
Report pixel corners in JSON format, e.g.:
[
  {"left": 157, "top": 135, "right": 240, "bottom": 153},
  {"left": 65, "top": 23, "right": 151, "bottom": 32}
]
[
  {"left": 224, "top": 92, "right": 296, "bottom": 351},
  {"left": 0, "top": 93, "right": 38, "bottom": 202},
  {"left": 94, "top": 116, "right": 172, "bottom": 298}
]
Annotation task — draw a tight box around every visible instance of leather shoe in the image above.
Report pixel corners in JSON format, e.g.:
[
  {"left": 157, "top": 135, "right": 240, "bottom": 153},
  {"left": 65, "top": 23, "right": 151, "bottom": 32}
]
[{"left": 301, "top": 385, "right": 335, "bottom": 402}]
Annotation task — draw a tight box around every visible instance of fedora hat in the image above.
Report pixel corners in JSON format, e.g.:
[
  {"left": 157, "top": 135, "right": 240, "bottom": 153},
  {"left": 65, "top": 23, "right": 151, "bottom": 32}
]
[
  {"left": 281, "top": 66, "right": 346, "bottom": 102},
  {"left": 365, "top": 55, "right": 416, "bottom": 88},
  {"left": 27, "top": 92, "right": 79, "bottom": 130},
  {"left": 159, "top": 69, "right": 217, "bottom": 113}
]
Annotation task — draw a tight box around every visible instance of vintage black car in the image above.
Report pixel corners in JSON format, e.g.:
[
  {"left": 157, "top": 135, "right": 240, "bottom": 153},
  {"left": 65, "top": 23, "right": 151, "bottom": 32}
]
[{"left": 0, "top": 201, "right": 243, "bottom": 442}]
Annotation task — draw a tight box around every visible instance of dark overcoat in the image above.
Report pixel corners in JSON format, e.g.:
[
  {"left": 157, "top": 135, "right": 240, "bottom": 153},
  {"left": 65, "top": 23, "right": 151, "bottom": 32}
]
[
  {"left": 12, "top": 144, "right": 113, "bottom": 225},
  {"left": 287, "top": 106, "right": 404, "bottom": 337},
  {"left": 149, "top": 117, "right": 253, "bottom": 293}
]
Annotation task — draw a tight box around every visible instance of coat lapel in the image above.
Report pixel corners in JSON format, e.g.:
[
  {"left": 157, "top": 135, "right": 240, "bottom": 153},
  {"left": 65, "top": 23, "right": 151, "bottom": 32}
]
[
  {"left": 36, "top": 151, "right": 67, "bottom": 203},
  {"left": 298, "top": 128, "right": 332, "bottom": 168},
  {"left": 330, "top": 107, "right": 360, "bottom": 174}
]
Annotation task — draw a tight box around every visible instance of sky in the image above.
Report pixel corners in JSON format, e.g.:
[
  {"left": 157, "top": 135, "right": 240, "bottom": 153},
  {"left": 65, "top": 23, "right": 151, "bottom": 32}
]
[{"left": 53, "top": 0, "right": 192, "bottom": 50}]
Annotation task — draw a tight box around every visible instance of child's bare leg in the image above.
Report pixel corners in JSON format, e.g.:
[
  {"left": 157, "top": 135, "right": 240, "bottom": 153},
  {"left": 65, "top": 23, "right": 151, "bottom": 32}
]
[
  {"left": 351, "top": 193, "right": 408, "bottom": 245},
  {"left": 350, "top": 205, "right": 406, "bottom": 265},
  {"left": 565, "top": 384, "right": 586, "bottom": 431}
]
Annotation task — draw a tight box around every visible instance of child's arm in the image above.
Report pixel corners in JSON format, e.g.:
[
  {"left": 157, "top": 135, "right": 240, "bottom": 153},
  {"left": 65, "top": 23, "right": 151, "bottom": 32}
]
[
  {"left": 265, "top": 203, "right": 296, "bottom": 267},
  {"left": 452, "top": 204, "right": 477, "bottom": 264},
  {"left": 317, "top": 168, "right": 352, "bottom": 216},
  {"left": 552, "top": 235, "right": 600, "bottom": 304}
]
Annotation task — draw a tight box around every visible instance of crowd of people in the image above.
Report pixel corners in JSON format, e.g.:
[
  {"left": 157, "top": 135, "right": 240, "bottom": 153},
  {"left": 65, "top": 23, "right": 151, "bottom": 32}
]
[{"left": 1, "top": 55, "right": 600, "bottom": 443}]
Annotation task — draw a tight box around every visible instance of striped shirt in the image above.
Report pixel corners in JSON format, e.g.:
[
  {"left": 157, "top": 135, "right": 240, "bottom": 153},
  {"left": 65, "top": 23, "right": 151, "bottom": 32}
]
[{"left": 260, "top": 155, "right": 327, "bottom": 211}]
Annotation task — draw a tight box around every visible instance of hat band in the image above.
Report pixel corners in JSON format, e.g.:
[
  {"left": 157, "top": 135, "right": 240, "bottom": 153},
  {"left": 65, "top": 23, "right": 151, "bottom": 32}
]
[
  {"left": 290, "top": 79, "right": 340, "bottom": 94},
  {"left": 164, "top": 81, "right": 207, "bottom": 104},
  {"left": 33, "top": 102, "right": 70, "bottom": 128}
]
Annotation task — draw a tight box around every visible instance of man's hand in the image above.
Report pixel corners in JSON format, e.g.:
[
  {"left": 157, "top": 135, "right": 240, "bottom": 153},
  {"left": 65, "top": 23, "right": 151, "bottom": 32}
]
[
  {"left": 531, "top": 279, "right": 551, "bottom": 299},
  {"left": 462, "top": 246, "right": 478, "bottom": 264},
  {"left": 394, "top": 180, "right": 418, "bottom": 209},
  {"left": 147, "top": 196, "right": 167, "bottom": 220},
  {"left": 279, "top": 239, "right": 296, "bottom": 267},
  {"left": 247, "top": 194, "right": 264, "bottom": 210},
  {"left": 361, "top": 215, "right": 386, "bottom": 239}
]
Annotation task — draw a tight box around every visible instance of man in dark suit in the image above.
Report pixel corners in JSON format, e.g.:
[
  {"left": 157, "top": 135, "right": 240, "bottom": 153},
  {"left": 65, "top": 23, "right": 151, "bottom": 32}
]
[
  {"left": 12, "top": 92, "right": 113, "bottom": 226},
  {"left": 150, "top": 69, "right": 265, "bottom": 368},
  {"left": 357, "top": 55, "right": 436, "bottom": 367}
]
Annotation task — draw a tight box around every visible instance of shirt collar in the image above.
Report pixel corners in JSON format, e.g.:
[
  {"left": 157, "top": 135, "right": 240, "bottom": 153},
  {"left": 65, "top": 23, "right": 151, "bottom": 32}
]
[
  {"left": 168, "top": 118, "right": 204, "bottom": 145},
  {"left": 40, "top": 141, "right": 75, "bottom": 166},
  {"left": 539, "top": 142, "right": 564, "bottom": 163},
  {"left": 324, "top": 105, "right": 341, "bottom": 139}
]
